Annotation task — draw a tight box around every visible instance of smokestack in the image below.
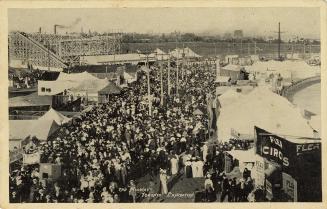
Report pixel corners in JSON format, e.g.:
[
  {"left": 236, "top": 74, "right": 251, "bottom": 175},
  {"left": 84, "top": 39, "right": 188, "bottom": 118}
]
[
  {"left": 39, "top": 27, "right": 42, "bottom": 33},
  {"left": 54, "top": 25, "right": 57, "bottom": 35}
]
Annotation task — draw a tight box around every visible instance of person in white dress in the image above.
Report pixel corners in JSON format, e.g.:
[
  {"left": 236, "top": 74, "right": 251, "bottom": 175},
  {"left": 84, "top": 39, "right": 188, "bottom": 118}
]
[
  {"left": 159, "top": 169, "right": 168, "bottom": 195},
  {"left": 191, "top": 158, "right": 198, "bottom": 178},
  {"left": 170, "top": 157, "right": 179, "bottom": 175},
  {"left": 196, "top": 158, "right": 204, "bottom": 178}
]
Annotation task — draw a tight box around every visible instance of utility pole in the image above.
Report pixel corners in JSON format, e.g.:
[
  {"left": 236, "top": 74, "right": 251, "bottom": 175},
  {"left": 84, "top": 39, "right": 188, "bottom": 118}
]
[
  {"left": 182, "top": 44, "right": 185, "bottom": 81},
  {"left": 278, "top": 22, "right": 281, "bottom": 60},
  {"left": 160, "top": 54, "right": 164, "bottom": 106},
  {"left": 176, "top": 32, "right": 179, "bottom": 94},
  {"left": 273, "top": 22, "right": 285, "bottom": 61},
  {"left": 168, "top": 50, "right": 171, "bottom": 96},
  {"left": 144, "top": 53, "right": 152, "bottom": 116},
  {"left": 176, "top": 49, "right": 179, "bottom": 95}
]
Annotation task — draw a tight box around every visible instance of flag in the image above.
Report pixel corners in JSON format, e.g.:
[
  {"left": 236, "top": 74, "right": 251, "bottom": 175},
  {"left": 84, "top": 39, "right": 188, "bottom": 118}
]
[{"left": 23, "top": 152, "right": 40, "bottom": 165}]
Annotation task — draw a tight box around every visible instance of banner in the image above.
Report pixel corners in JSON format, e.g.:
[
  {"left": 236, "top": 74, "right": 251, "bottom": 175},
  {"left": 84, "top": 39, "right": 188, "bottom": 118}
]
[
  {"left": 23, "top": 152, "right": 40, "bottom": 165},
  {"left": 255, "top": 126, "right": 321, "bottom": 175},
  {"left": 282, "top": 172, "right": 298, "bottom": 201}
]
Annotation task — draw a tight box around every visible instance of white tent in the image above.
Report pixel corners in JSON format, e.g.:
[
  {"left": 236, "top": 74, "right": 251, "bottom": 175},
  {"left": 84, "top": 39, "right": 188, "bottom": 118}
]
[
  {"left": 57, "top": 71, "right": 99, "bottom": 81},
  {"left": 226, "top": 148, "right": 256, "bottom": 172},
  {"left": 38, "top": 72, "right": 103, "bottom": 96},
  {"left": 9, "top": 120, "right": 59, "bottom": 141},
  {"left": 38, "top": 108, "right": 71, "bottom": 124},
  {"left": 218, "top": 89, "right": 246, "bottom": 107},
  {"left": 70, "top": 78, "right": 109, "bottom": 98},
  {"left": 217, "top": 86, "right": 314, "bottom": 142},
  {"left": 151, "top": 48, "right": 169, "bottom": 60},
  {"left": 245, "top": 60, "right": 320, "bottom": 81},
  {"left": 170, "top": 47, "right": 201, "bottom": 59},
  {"left": 38, "top": 80, "right": 79, "bottom": 96},
  {"left": 309, "top": 115, "right": 321, "bottom": 134},
  {"left": 123, "top": 72, "right": 137, "bottom": 83}
]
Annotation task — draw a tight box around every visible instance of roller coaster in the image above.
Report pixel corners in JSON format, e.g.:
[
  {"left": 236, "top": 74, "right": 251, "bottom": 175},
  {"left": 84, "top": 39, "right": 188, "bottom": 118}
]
[{"left": 9, "top": 31, "right": 122, "bottom": 69}]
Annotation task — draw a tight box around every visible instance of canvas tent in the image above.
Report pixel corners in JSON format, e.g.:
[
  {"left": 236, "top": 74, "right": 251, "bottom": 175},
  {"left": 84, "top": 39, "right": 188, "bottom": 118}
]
[
  {"left": 70, "top": 78, "right": 109, "bottom": 99},
  {"left": 38, "top": 108, "right": 71, "bottom": 124},
  {"left": 218, "top": 89, "right": 247, "bottom": 107},
  {"left": 220, "top": 64, "right": 244, "bottom": 82},
  {"left": 226, "top": 148, "right": 256, "bottom": 172},
  {"left": 98, "top": 82, "right": 122, "bottom": 104},
  {"left": 245, "top": 60, "right": 320, "bottom": 81},
  {"left": 150, "top": 48, "right": 170, "bottom": 60},
  {"left": 215, "top": 76, "right": 231, "bottom": 85},
  {"left": 57, "top": 71, "right": 99, "bottom": 81},
  {"left": 217, "top": 86, "right": 314, "bottom": 142},
  {"left": 170, "top": 47, "right": 201, "bottom": 59},
  {"left": 123, "top": 72, "right": 137, "bottom": 83},
  {"left": 9, "top": 120, "right": 59, "bottom": 141},
  {"left": 38, "top": 71, "right": 103, "bottom": 96}
]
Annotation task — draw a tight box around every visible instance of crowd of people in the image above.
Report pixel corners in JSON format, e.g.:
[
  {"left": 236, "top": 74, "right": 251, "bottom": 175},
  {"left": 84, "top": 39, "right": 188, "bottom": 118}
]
[
  {"left": 9, "top": 61, "right": 260, "bottom": 203},
  {"left": 9, "top": 68, "right": 43, "bottom": 89}
]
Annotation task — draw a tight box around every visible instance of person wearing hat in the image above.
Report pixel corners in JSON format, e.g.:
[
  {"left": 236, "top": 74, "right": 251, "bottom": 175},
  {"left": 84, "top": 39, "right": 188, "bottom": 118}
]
[{"left": 220, "top": 175, "right": 231, "bottom": 202}]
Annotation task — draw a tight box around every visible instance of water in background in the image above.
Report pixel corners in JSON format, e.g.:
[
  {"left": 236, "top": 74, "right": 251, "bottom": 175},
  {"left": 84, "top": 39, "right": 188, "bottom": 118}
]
[{"left": 292, "top": 82, "right": 321, "bottom": 115}]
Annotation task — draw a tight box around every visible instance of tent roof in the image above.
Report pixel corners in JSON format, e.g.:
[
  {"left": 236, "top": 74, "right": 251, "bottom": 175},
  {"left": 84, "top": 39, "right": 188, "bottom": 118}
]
[
  {"left": 170, "top": 47, "right": 201, "bottom": 58},
  {"left": 193, "top": 109, "right": 204, "bottom": 115},
  {"left": 38, "top": 108, "right": 71, "bottom": 124},
  {"left": 154, "top": 48, "right": 167, "bottom": 55},
  {"left": 9, "top": 120, "right": 59, "bottom": 140},
  {"left": 9, "top": 92, "right": 52, "bottom": 107},
  {"left": 309, "top": 115, "right": 321, "bottom": 133},
  {"left": 124, "top": 72, "right": 134, "bottom": 80},
  {"left": 57, "top": 71, "right": 99, "bottom": 81},
  {"left": 215, "top": 76, "right": 231, "bottom": 83},
  {"left": 218, "top": 86, "right": 315, "bottom": 142},
  {"left": 218, "top": 89, "right": 246, "bottom": 107},
  {"left": 98, "top": 82, "right": 121, "bottom": 94},
  {"left": 226, "top": 148, "right": 256, "bottom": 163},
  {"left": 70, "top": 78, "right": 109, "bottom": 94},
  {"left": 222, "top": 64, "right": 243, "bottom": 72},
  {"left": 245, "top": 60, "right": 320, "bottom": 80}
]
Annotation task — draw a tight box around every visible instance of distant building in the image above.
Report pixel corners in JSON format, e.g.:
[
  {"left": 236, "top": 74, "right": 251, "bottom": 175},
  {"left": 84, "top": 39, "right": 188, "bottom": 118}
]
[
  {"left": 223, "top": 33, "right": 232, "bottom": 39},
  {"left": 234, "top": 30, "right": 243, "bottom": 39}
]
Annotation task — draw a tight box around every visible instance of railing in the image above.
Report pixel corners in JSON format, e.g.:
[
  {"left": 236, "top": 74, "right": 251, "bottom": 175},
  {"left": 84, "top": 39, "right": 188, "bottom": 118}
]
[
  {"left": 9, "top": 115, "right": 40, "bottom": 120},
  {"left": 281, "top": 76, "right": 321, "bottom": 101}
]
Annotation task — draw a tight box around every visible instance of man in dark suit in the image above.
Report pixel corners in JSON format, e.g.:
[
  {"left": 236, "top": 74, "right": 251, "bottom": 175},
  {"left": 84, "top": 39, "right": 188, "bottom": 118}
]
[{"left": 220, "top": 175, "right": 230, "bottom": 202}]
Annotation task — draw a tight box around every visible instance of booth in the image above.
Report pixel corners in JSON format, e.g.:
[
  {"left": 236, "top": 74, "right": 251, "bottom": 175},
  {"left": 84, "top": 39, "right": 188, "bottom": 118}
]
[{"left": 255, "top": 126, "right": 321, "bottom": 201}]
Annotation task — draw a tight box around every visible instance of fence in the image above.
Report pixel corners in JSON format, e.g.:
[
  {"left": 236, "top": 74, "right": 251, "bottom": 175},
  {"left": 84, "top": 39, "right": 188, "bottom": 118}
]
[
  {"left": 281, "top": 76, "right": 321, "bottom": 102},
  {"left": 9, "top": 115, "right": 40, "bottom": 120}
]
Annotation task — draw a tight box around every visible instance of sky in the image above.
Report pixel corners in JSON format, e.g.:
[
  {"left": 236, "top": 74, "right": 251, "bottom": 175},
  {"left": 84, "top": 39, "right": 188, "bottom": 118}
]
[{"left": 8, "top": 7, "right": 320, "bottom": 39}]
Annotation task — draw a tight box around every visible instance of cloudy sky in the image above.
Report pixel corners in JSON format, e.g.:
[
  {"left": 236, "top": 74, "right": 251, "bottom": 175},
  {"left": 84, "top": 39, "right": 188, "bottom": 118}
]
[{"left": 8, "top": 7, "right": 320, "bottom": 39}]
